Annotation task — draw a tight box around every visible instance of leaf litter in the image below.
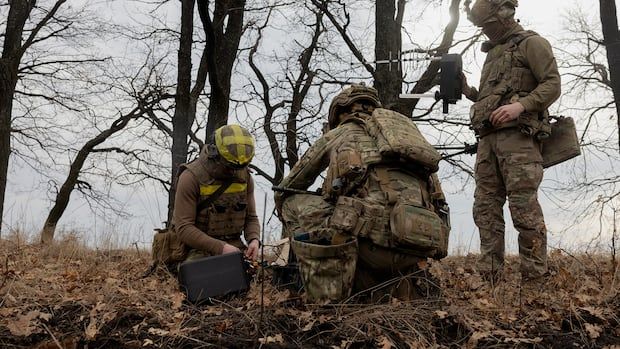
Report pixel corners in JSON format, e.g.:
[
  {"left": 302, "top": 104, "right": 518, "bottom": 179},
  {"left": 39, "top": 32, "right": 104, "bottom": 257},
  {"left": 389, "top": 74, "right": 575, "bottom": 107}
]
[{"left": 0, "top": 237, "right": 619, "bottom": 348}]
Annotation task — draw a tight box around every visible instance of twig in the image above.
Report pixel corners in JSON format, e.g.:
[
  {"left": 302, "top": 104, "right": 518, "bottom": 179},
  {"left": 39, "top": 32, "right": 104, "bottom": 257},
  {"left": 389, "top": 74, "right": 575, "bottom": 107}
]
[{"left": 41, "top": 323, "right": 63, "bottom": 349}]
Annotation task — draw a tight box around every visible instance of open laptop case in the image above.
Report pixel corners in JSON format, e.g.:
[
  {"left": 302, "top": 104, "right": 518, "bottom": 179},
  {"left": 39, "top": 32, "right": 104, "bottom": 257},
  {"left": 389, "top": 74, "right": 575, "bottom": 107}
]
[{"left": 178, "top": 251, "right": 250, "bottom": 303}]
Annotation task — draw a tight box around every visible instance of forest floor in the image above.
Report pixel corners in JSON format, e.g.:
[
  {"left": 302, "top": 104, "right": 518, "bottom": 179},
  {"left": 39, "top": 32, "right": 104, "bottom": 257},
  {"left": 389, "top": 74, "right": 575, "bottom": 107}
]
[{"left": 0, "top": 234, "right": 619, "bottom": 349}]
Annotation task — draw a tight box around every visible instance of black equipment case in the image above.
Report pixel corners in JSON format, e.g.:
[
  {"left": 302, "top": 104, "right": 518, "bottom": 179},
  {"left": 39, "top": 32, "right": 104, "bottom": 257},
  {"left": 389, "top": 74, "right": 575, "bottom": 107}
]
[{"left": 178, "top": 251, "right": 250, "bottom": 303}]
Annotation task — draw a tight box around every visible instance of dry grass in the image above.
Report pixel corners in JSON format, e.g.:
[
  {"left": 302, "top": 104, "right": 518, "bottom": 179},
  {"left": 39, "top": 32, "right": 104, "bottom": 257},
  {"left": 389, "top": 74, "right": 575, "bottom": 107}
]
[{"left": 0, "top": 234, "right": 619, "bottom": 348}]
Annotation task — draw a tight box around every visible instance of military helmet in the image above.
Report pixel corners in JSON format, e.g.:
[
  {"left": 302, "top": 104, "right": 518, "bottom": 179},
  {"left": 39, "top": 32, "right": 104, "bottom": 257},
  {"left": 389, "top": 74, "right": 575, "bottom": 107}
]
[
  {"left": 213, "top": 124, "right": 255, "bottom": 168},
  {"left": 467, "top": 0, "right": 518, "bottom": 27},
  {"left": 328, "top": 84, "right": 381, "bottom": 130}
]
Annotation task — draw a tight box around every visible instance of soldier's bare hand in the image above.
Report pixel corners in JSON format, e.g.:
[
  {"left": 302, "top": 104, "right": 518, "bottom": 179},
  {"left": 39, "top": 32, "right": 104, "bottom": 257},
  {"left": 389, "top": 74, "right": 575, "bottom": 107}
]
[
  {"left": 222, "top": 243, "right": 240, "bottom": 255},
  {"left": 245, "top": 239, "right": 260, "bottom": 261},
  {"left": 490, "top": 102, "right": 524, "bottom": 126}
]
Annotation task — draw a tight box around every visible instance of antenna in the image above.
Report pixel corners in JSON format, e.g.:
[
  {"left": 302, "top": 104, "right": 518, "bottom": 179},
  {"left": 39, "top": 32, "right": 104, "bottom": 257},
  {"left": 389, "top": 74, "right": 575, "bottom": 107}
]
[
  {"left": 400, "top": 54, "right": 463, "bottom": 114},
  {"left": 358, "top": 50, "right": 464, "bottom": 114}
]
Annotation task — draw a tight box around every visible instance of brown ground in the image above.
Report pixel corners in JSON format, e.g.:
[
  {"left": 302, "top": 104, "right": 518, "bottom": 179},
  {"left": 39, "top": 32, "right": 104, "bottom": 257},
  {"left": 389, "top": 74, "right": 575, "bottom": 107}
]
[{"left": 0, "top": 234, "right": 619, "bottom": 348}]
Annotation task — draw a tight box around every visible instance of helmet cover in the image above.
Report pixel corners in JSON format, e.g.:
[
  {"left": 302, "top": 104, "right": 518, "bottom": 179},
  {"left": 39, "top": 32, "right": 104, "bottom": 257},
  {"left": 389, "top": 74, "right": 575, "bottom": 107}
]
[
  {"left": 214, "top": 124, "right": 255, "bottom": 168},
  {"left": 328, "top": 84, "right": 382, "bottom": 129},
  {"left": 468, "top": 0, "right": 518, "bottom": 27}
]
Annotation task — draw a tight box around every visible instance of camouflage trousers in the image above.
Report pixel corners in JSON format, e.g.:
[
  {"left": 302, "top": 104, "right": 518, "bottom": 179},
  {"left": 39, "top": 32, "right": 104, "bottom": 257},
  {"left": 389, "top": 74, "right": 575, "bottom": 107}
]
[
  {"left": 281, "top": 194, "right": 422, "bottom": 301},
  {"left": 473, "top": 128, "right": 547, "bottom": 279}
]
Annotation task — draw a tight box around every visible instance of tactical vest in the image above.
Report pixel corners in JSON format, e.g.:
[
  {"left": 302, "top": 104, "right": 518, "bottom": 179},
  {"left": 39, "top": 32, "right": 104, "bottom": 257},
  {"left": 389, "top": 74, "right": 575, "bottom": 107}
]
[
  {"left": 181, "top": 158, "right": 249, "bottom": 242},
  {"left": 471, "top": 30, "right": 549, "bottom": 137},
  {"left": 324, "top": 109, "right": 449, "bottom": 258}
]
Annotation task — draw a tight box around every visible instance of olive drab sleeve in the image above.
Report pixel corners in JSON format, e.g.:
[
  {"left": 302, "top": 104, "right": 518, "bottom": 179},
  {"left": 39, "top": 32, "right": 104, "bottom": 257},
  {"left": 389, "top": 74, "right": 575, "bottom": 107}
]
[
  {"left": 243, "top": 175, "right": 261, "bottom": 243},
  {"left": 517, "top": 36, "right": 561, "bottom": 113},
  {"left": 173, "top": 170, "right": 226, "bottom": 255}
]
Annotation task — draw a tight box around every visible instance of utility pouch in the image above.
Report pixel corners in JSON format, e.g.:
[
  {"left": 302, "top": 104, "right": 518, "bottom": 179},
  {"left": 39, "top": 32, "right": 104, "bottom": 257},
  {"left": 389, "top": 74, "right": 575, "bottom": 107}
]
[
  {"left": 517, "top": 112, "right": 551, "bottom": 139},
  {"left": 152, "top": 227, "right": 187, "bottom": 264},
  {"left": 292, "top": 235, "right": 358, "bottom": 303},
  {"left": 330, "top": 196, "right": 363, "bottom": 232},
  {"left": 542, "top": 116, "right": 581, "bottom": 168},
  {"left": 389, "top": 201, "right": 445, "bottom": 256}
]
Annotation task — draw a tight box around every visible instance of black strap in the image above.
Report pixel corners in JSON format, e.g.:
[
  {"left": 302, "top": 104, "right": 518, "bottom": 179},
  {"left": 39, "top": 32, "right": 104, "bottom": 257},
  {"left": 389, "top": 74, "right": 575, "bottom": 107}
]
[{"left": 196, "top": 179, "right": 234, "bottom": 213}]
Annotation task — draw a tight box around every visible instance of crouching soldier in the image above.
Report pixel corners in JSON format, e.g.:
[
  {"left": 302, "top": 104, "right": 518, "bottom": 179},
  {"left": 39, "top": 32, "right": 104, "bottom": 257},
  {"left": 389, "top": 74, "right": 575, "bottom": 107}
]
[
  {"left": 172, "top": 124, "right": 261, "bottom": 263},
  {"left": 275, "top": 84, "right": 450, "bottom": 303}
]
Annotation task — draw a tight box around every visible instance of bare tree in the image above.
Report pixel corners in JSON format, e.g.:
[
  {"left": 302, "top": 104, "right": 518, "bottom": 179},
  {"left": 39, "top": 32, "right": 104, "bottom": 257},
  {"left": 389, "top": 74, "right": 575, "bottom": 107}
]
[
  {"left": 40, "top": 87, "right": 171, "bottom": 243},
  {"left": 549, "top": 7, "right": 620, "bottom": 255},
  {"left": 168, "top": 0, "right": 210, "bottom": 223},
  {"left": 0, "top": 0, "right": 107, "bottom": 236},
  {"left": 246, "top": 4, "right": 325, "bottom": 184}
]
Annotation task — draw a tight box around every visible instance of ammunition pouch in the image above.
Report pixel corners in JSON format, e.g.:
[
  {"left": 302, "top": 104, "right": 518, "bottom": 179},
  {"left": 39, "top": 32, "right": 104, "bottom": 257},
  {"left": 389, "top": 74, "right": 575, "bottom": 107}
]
[
  {"left": 152, "top": 227, "right": 188, "bottom": 264},
  {"left": 292, "top": 234, "right": 358, "bottom": 303},
  {"left": 542, "top": 116, "right": 581, "bottom": 168}
]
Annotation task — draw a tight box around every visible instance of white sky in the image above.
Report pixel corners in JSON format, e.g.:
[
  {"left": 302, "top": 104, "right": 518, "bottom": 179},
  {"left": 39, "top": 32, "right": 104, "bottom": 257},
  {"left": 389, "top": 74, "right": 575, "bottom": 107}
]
[{"left": 3, "top": 0, "right": 618, "bottom": 255}]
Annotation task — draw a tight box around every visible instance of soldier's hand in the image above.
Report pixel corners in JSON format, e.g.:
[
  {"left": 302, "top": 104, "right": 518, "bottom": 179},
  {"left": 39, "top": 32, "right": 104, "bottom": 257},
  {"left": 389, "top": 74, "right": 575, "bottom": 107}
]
[
  {"left": 245, "top": 239, "right": 260, "bottom": 261},
  {"left": 490, "top": 102, "right": 525, "bottom": 126},
  {"left": 222, "top": 243, "right": 241, "bottom": 255}
]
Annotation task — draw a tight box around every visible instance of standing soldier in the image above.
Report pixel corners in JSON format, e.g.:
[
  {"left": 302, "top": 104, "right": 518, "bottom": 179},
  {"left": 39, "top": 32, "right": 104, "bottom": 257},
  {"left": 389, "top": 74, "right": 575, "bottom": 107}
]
[
  {"left": 275, "top": 84, "right": 450, "bottom": 303},
  {"left": 462, "top": 0, "right": 561, "bottom": 283},
  {"left": 172, "top": 124, "right": 261, "bottom": 263}
]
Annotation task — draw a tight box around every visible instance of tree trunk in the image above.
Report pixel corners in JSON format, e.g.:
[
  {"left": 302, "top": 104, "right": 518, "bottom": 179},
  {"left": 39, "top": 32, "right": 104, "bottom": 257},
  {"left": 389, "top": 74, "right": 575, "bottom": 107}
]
[
  {"left": 168, "top": 0, "right": 196, "bottom": 223},
  {"left": 200, "top": 0, "right": 246, "bottom": 143},
  {"left": 374, "top": 0, "right": 405, "bottom": 113},
  {"left": 0, "top": 0, "right": 36, "bottom": 236},
  {"left": 0, "top": 64, "right": 17, "bottom": 237},
  {"left": 599, "top": 0, "right": 620, "bottom": 151}
]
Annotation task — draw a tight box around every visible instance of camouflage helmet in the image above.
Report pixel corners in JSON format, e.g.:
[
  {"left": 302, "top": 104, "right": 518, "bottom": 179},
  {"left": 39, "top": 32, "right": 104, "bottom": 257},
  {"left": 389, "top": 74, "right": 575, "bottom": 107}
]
[
  {"left": 328, "top": 84, "right": 381, "bottom": 130},
  {"left": 466, "top": 0, "right": 518, "bottom": 27},
  {"left": 213, "top": 124, "right": 255, "bottom": 168}
]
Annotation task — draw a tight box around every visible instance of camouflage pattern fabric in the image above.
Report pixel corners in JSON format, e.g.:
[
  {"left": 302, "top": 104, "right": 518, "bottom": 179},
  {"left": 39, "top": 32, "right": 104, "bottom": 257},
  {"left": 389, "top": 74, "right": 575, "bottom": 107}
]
[
  {"left": 473, "top": 128, "right": 547, "bottom": 278},
  {"left": 292, "top": 238, "right": 357, "bottom": 303},
  {"left": 280, "top": 194, "right": 335, "bottom": 239}
]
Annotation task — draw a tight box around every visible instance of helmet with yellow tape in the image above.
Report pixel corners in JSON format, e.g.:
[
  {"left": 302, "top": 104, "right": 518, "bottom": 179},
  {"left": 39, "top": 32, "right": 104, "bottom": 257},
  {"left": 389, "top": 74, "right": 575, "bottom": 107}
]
[{"left": 211, "top": 124, "right": 255, "bottom": 168}]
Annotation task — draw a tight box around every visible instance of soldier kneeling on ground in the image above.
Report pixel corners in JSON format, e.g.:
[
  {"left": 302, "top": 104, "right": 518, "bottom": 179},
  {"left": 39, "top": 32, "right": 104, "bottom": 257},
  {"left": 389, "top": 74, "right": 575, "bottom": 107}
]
[
  {"left": 152, "top": 125, "right": 261, "bottom": 301},
  {"left": 275, "top": 84, "right": 451, "bottom": 303}
]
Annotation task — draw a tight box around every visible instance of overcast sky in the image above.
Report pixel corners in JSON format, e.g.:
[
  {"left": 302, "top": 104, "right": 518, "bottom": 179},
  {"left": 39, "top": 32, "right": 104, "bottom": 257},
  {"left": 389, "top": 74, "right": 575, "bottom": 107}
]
[{"left": 3, "top": 0, "right": 618, "bottom": 255}]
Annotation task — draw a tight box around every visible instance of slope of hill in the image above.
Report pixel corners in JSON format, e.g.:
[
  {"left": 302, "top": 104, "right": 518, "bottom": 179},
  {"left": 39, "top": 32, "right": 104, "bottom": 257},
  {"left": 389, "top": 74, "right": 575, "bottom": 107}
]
[{"left": 0, "top": 235, "right": 618, "bottom": 348}]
